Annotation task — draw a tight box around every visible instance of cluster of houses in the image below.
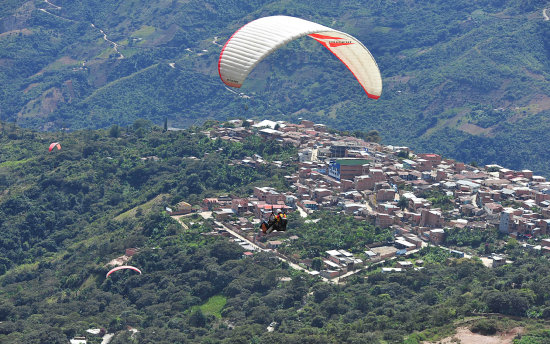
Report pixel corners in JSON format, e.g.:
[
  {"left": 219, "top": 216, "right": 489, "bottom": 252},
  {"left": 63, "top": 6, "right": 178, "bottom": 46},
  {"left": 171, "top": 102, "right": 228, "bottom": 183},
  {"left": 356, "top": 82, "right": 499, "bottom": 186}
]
[{"left": 193, "top": 118, "right": 550, "bottom": 277}]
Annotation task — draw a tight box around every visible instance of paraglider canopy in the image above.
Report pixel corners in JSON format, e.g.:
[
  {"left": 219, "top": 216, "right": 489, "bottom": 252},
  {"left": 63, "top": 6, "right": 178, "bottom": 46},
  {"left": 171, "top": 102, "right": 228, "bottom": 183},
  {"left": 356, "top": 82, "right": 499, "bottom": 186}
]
[
  {"left": 218, "top": 15, "right": 382, "bottom": 99},
  {"left": 49, "top": 142, "right": 61, "bottom": 152},
  {"left": 106, "top": 265, "right": 142, "bottom": 278}
]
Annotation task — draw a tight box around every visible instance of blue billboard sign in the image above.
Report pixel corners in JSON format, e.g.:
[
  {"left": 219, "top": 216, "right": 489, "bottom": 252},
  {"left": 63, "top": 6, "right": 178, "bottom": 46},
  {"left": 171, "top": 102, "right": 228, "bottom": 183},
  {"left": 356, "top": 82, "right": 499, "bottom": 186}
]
[{"left": 328, "top": 161, "right": 341, "bottom": 181}]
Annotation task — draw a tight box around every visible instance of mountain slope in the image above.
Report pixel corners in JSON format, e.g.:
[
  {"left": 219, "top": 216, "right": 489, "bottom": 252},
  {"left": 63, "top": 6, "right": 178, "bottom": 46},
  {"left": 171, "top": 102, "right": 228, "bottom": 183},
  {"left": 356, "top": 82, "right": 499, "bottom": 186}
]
[
  {"left": 0, "top": 0, "right": 549, "bottom": 173},
  {"left": 0, "top": 124, "right": 550, "bottom": 343}
]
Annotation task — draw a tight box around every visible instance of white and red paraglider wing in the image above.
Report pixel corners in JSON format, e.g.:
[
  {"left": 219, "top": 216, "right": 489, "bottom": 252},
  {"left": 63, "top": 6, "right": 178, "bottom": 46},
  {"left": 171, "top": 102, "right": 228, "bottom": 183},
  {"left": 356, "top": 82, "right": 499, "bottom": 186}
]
[
  {"left": 218, "top": 16, "right": 382, "bottom": 98},
  {"left": 219, "top": 16, "right": 331, "bottom": 88},
  {"left": 49, "top": 142, "right": 61, "bottom": 151},
  {"left": 106, "top": 265, "right": 142, "bottom": 278},
  {"left": 308, "top": 32, "right": 382, "bottom": 99}
]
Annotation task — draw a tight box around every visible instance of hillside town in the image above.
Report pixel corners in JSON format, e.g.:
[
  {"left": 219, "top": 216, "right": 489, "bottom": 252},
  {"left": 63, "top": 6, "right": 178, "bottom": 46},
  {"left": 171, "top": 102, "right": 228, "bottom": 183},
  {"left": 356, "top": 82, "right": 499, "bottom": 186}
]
[{"left": 170, "top": 118, "right": 550, "bottom": 279}]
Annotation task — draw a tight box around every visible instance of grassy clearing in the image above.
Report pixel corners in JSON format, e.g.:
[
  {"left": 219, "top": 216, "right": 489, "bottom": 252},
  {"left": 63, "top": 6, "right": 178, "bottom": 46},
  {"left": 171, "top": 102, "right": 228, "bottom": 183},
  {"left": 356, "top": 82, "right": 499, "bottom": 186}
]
[
  {"left": 373, "top": 26, "right": 392, "bottom": 33},
  {"left": 0, "top": 158, "right": 33, "bottom": 168},
  {"left": 131, "top": 25, "right": 155, "bottom": 38},
  {"left": 115, "top": 193, "right": 169, "bottom": 220},
  {"left": 192, "top": 295, "right": 227, "bottom": 319},
  {"left": 79, "top": 275, "right": 98, "bottom": 291}
]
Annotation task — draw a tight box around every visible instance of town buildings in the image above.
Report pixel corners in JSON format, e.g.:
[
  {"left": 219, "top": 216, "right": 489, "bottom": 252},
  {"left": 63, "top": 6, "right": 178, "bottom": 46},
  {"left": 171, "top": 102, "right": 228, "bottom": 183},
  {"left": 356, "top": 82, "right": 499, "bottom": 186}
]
[{"left": 198, "top": 118, "right": 550, "bottom": 278}]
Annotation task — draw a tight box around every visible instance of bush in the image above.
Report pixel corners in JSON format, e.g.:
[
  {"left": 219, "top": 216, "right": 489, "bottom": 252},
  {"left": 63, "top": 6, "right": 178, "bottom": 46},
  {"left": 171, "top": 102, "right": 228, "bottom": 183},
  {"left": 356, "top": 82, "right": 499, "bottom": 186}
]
[{"left": 470, "top": 319, "right": 499, "bottom": 335}]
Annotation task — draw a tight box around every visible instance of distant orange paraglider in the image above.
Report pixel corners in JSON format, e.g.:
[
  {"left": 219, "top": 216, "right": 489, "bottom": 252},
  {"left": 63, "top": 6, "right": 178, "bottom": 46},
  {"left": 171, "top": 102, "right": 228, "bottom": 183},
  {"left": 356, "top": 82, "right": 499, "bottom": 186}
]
[
  {"left": 49, "top": 142, "right": 61, "bottom": 152},
  {"left": 106, "top": 265, "right": 142, "bottom": 278}
]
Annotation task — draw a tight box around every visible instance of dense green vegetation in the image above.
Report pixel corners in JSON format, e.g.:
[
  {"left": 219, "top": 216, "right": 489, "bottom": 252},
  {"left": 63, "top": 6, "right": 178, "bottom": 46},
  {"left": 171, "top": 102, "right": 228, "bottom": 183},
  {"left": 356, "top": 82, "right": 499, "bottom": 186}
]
[
  {"left": 418, "top": 189, "right": 455, "bottom": 212},
  {"left": 0, "top": 120, "right": 294, "bottom": 271},
  {"left": 514, "top": 329, "right": 550, "bottom": 344},
  {"left": 2, "top": 1, "right": 550, "bottom": 341},
  {"left": 275, "top": 211, "right": 393, "bottom": 260},
  {"left": 1, "top": 0, "right": 550, "bottom": 174},
  {"left": 0, "top": 124, "right": 548, "bottom": 342},
  {"left": 444, "top": 227, "right": 500, "bottom": 254}
]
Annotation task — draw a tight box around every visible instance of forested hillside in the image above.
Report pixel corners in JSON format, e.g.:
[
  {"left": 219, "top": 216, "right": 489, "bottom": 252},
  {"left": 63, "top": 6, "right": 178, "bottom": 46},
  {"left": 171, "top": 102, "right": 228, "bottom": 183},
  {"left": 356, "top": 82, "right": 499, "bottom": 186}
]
[
  {"left": 0, "top": 0, "right": 549, "bottom": 174},
  {"left": 0, "top": 122, "right": 549, "bottom": 343}
]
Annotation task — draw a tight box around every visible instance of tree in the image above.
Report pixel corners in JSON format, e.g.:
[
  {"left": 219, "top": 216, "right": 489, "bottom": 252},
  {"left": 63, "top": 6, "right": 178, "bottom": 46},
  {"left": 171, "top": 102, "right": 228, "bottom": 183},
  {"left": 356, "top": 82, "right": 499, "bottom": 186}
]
[
  {"left": 397, "top": 150, "right": 409, "bottom": 159},
  {"left": 109, "top": 125, "right": 120, "bottom": 138},
  {"left": 132, "top": 118, "right": 152, "bottom": 131},
  {"left": 311, "top": 315, "right": 325, "bottom": 328},
  {"left": 311, "top": 257, "right": 323, "bottom": 271},
  {"left": 397, "top": 196, "right": 409, "bottom": 210},
  {"left": 189, "top": 309, "right": 206, "bottom": 327},
  {"left": 210, "top": 240, "right": 242, "bottom": 263}
]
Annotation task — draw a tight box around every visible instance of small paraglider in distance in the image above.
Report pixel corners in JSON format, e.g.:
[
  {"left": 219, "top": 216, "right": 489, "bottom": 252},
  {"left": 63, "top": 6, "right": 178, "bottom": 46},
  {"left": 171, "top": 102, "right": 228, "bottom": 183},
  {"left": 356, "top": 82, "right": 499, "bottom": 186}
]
[
  {"left": 218, "top": 15, "right": 382, "bottom": 99},
  {"left": 49, "top": 142, "right": 61, "bottom": 152},
  {"left": 106, "top": 265, "right": 142, "bottom": 278}
]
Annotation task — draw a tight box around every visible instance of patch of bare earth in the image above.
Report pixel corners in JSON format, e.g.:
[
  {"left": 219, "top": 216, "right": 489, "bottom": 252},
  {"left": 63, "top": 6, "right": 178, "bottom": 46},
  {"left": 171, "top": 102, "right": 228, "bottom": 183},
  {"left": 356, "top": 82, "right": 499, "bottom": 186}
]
[
  {"left": 432, "top": 326, "right": 524, "bottom": 344},
  {"left": 291, "top": 108, "right": 310, "bottom": 116},
  {"left": 458, "top": 123, "right": 493, "bottom": 136},
  {"left": 57, "top": 56, "right": 78, "bottom": 65},
  {"left": 504, "top": 94, "right": 550, "bottom": 124},
  {"left": 39, "top": 87, "right": 64, "bottom": 114},
  {"left": 416, "top": 47, "right": 432, "bottom": 56},
  {"left": 527, "top": 94, "right": 550, "bottom": 113},
  {"left": 17, "top": 87, "right": 64, "bottom": 120},
  {"left": 524, "top": 68, "right": 546, "bottom": 81},
  {"left": 456, "top": 94, "right": 550, "bottom": 137},
  {"left": 385, "top": 75, "right": 412, "bottom": 84},
  {"left": 328, "top": 100, "right": 350, "bottom": 119},
  {"left": 0, "top": 58, "right": 14, "bottom": 68},
  {"left": 23, "top": 83, "right": 40, "bottom": 93},
  {"left": 106, "top": 255, "right": 130, "bottom": 267},
  {"left": 31, "top": 56, "right": 79, "bottom": 77},
  {"left": 423, "top": 104, "right": 469, "bottom": 137},
  {"left": 0, "top": 28, "right": 32, "bottom": 38}
]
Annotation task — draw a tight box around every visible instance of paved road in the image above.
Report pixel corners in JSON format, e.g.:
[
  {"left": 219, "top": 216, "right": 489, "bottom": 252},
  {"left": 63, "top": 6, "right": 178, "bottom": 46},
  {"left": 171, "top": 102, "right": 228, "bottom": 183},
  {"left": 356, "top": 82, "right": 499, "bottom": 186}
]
[
  {"left": 296, "top": 205, "right": 308, "bottom": 218},
  {"left": 311, "top": 148, "right": 319, "bottom": 162},
  {"left": 214, "top": 221, "right": 266, "bottom": 252},
  {"left": 198, "top": 211, "right": 212, "bottom": 219},
  {"left": 181, "top": 212, "right": 499, "bottom": 284},
  {"left": 211, "top": 220, "right": 330, "bottom": 281}
]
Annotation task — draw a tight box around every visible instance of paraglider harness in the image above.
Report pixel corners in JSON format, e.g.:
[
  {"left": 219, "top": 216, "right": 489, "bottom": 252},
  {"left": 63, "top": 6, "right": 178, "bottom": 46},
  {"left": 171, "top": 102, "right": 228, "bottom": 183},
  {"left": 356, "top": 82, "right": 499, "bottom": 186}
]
[{"left": 260, "top": 208, "right": 288, "bottom": 234}]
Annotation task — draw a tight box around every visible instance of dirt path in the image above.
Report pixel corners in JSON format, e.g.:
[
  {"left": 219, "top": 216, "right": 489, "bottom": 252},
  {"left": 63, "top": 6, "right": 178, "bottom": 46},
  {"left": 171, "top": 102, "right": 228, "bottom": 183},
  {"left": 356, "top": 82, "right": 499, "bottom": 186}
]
[
  {"left": 91, "top": 23, "right": 125, "bottom": 59},
  {"left": 171, "top": 215, "right": 189, "bottom": 229},
  {"left": 44, "top": 0, "right": 61, "bottom": 10},
  {"left": 224, "top": 86, "right": 240, "bottom": 96},
  {"left": 101, "top": 333, "right": 114, "bottom": 344},
  {"left": 39, "top": 0, "right": 124, "bottom": 60},
  {"left": 212, "top": 36, "right": 222, "bottom": 47},
  {"left": 39, "top": 8, "right": 75, "bottom": 22},
  {"left": 39, "top": 0, "right": 76, "bottom": 22},
  {"left": 435, "top": 326, "right": 523, "bottom": 344}
]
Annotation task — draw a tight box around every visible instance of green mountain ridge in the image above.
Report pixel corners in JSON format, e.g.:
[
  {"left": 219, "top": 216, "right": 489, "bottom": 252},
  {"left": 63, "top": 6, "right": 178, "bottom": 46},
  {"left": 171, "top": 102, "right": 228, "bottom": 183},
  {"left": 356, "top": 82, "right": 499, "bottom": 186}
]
[{"left": 1, "top": 0, "right": 550, "bottom": 174}]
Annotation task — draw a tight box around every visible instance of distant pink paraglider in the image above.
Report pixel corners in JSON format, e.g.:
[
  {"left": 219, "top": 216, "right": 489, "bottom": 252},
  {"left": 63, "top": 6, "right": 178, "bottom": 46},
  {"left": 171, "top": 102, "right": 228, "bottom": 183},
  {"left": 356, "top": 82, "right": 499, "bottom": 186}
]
[
  {"left": 106, "top": 265, "right": 142, "bottom": 278},
  {"left": 49, "top": 142, "right": 61, "bottom": 152}
]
